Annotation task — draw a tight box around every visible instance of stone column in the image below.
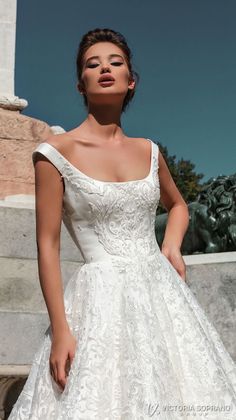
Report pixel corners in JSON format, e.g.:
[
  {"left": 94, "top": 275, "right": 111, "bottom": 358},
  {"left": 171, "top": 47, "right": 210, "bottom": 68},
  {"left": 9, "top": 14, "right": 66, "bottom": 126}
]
[{"left": 0, "top": 0, "right": 27, "bottom": 111}]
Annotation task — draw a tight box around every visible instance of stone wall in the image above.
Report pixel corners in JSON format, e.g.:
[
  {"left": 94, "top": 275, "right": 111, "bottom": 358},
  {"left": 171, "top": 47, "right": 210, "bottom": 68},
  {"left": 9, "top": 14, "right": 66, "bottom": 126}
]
[{"left": 0, "top": 108, "right": 53, "bottom": 199}]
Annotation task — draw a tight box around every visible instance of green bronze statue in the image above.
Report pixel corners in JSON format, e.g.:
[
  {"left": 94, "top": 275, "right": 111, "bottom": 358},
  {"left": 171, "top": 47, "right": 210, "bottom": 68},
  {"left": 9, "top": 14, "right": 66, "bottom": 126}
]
[{"left": 155, "top": 174, "right": 236, "bottom": 254}]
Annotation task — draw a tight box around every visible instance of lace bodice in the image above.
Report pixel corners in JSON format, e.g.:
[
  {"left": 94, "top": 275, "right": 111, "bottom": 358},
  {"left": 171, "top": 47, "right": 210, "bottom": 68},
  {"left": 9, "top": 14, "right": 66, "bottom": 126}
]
[{"left": 32, "top": 139, "right": 161, "bottom": 263}]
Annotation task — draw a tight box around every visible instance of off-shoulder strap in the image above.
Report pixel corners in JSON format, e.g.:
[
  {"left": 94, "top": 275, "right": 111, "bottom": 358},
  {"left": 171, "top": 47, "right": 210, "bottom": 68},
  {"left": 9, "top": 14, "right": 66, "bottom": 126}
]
[{"left": 32, "top": 142, "right": 66, "bottom": 175}]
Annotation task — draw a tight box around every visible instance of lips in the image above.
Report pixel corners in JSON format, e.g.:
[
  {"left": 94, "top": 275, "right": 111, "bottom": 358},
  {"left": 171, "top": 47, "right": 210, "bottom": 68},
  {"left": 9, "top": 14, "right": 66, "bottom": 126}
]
[{"left": 98, "top": 74, "right": 115, "bottom": 83}]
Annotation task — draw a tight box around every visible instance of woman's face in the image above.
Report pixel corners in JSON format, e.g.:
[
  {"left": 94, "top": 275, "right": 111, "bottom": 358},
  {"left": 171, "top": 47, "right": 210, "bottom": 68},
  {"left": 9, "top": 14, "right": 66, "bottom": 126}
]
[{"left": 78, "top": 42, "right": 135, "bottom": 108}]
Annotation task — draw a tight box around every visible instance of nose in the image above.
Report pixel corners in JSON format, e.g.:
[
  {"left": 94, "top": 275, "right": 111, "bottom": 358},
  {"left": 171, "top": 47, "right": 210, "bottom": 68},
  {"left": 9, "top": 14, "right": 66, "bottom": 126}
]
[{"left": 101, "top": 64, "right": 111, "bottom": 73}]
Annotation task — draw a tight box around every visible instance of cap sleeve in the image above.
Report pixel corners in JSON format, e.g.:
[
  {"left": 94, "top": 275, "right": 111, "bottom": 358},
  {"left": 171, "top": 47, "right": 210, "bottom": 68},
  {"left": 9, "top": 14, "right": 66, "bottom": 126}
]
[{"left": 32, "top": 142, "right": 66, "bottom": 176}]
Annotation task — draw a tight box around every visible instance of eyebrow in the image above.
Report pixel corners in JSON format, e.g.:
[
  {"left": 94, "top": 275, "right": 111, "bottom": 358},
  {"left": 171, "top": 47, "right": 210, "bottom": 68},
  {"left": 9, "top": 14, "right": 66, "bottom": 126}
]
[{"left": 85, "top": 54, "right": 124, "bottom": 65}]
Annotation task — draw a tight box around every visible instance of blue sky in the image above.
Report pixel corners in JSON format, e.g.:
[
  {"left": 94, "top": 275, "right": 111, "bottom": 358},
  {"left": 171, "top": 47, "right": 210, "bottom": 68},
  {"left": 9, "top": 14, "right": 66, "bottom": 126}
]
[{"left": 16, "top": 0, "right": 236, "bottom": 182}]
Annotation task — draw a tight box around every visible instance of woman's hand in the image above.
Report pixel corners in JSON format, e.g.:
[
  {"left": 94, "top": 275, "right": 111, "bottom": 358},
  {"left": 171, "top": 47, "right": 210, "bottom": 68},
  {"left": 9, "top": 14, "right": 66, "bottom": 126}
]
[
  {"left": 161, "top": 245, "right": 186, "bottom": 282},
  {"left": 49, "top": 329, "right": 77, "bottom": 391}
]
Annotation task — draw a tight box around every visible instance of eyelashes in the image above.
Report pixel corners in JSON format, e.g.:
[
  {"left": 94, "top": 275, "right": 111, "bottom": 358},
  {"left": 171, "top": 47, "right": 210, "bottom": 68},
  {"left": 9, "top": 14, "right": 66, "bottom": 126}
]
[{"left": 87, "top": 62, "right": 123, "bottom": 68}]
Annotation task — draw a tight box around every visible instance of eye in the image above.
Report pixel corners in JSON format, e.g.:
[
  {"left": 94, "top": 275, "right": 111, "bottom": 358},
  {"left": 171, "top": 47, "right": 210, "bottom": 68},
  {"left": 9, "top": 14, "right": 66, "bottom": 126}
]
[
  {"left": 111, "top": 62, "right": 123, "bottom": 66},
  {"left": 87, "top": 63, "right": 99, "bottom": 68}
]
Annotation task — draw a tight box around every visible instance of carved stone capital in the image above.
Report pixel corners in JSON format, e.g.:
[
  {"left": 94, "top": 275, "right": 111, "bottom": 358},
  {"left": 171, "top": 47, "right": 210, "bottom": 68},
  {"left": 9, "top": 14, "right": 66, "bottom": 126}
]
[{"left": 0, "top": 95, "right": 28, "bottom": 112}]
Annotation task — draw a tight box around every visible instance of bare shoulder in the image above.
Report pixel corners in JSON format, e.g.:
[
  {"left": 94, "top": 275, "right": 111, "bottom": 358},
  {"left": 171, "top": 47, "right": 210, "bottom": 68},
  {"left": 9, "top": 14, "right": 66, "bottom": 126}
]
[
  {"left": 130, "top": 137, "right": 162, "bottom": 162},
  {"left": 43, "top": 133, "right": 72, "bottom": 153},
  {"left": 126, "top": 136, "right": 153, "bottom": 151},
  {"left": 129, "top": 136, "right": 151, "bottom": 144}
]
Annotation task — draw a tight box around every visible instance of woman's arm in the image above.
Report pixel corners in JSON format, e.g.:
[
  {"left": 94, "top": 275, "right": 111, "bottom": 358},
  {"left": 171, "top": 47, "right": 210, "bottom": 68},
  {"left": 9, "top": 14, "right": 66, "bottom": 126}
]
[
  {"left": 158, "top": 150, "right": 189, "bottom": 280},
  {"left": 34, "top": 144, "right": 76, "bottom": 390},
  {"left": 34, "top": 152, "right": 69, "bottom": 336}
]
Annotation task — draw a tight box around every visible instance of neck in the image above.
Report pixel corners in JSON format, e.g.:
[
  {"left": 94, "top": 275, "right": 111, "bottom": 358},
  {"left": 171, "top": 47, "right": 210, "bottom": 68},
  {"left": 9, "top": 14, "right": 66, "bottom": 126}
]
[{"left": 79, "top": 103, "right": 125, "bottom": 143}]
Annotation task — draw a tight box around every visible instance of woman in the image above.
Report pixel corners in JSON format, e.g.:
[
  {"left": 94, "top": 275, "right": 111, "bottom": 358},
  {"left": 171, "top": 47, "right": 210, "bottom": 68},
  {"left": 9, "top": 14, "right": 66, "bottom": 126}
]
[{"left": 9, "top": 28, "right": 236, "bottom": 419}]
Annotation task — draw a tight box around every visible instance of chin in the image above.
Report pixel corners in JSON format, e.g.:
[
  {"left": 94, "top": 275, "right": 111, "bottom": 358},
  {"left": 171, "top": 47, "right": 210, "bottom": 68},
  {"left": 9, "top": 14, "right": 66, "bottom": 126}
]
[
  {"left": 88, "top": 88, "right": 127, "bottom": 105},
  {"left": 87, "top": 92, "right": 127, "bottom": 107}
]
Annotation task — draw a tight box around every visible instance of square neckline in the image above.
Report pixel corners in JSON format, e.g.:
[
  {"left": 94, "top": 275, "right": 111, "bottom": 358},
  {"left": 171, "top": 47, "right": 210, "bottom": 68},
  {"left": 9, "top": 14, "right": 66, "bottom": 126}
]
[{"left": 40, "top": 138, "right": 154, "bottom": 185}]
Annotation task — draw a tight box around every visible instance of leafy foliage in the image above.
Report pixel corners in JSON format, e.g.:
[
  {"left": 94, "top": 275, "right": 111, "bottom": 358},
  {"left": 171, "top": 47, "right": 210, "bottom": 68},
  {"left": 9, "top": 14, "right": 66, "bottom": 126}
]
[{"left": 156, "top": 142, "right": 204, "bottom": 214}]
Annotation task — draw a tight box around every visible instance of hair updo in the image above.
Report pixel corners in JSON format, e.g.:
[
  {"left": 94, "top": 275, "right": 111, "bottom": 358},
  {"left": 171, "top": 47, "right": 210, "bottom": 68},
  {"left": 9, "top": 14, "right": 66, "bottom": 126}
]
[{"left": 76, "top": 28, "right": 139, "bottom": 112}]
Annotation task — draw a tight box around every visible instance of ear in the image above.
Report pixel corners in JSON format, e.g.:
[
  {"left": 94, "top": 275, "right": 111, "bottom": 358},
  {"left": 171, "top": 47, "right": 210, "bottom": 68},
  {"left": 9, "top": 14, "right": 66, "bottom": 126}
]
[
  {"left": 77, "top": 82, "right": 85, "bottom": 95},
  {"left": 128, "top": 79, "right": 135, "bottom": 90}
]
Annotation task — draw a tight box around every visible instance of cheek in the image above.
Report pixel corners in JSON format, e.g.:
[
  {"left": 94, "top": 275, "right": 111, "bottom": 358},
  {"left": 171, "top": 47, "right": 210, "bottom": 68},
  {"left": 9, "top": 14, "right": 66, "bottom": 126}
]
[
  {"left": 81, "top": 71, "right": 97, "bottom": 87},
  {"left": 117, "top": 69, "right": 130, "bottom": 84}
]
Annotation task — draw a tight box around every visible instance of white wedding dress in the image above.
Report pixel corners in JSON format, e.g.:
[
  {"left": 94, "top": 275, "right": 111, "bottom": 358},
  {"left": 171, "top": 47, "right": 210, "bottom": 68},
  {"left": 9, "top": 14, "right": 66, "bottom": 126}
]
[{"left": 9, "top": 139, "right": 236, "bottom": 419}]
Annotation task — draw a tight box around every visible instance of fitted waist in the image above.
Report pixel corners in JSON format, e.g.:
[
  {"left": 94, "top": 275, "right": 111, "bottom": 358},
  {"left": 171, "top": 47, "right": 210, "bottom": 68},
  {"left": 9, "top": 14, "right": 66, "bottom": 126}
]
[
  {"left": 82, "top": 250, "right": 160, "bottom": 265},
  {"left": 75, "top": 229, "right": 161, "bottom": 265}
]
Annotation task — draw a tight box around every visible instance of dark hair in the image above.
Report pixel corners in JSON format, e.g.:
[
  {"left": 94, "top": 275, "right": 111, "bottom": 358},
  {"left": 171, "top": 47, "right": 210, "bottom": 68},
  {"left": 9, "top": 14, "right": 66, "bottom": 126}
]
[{"left": 76, "top": 28, "right": 139, "bottom": 112}]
